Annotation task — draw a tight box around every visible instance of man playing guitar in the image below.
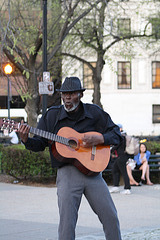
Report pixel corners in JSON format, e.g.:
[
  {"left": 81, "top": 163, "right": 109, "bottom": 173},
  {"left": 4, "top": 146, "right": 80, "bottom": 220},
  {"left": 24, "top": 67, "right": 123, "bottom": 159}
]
[{"left": 18, "top": 77, "right": 122, "bottom": 240}]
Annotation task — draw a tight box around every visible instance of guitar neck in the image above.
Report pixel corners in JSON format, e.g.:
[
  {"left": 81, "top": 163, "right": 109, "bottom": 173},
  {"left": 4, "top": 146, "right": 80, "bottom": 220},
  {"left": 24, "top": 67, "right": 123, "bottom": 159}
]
[
  {"left": 29, "top": 126, "right": 69, "bottom": 146},
  {"left": 0, "top": 118, "right": 69, "bottom": 146}
]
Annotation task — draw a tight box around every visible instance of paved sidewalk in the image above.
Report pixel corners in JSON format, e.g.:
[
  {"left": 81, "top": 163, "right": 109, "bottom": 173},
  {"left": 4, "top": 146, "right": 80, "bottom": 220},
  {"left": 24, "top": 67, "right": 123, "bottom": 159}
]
[{"left": 0, "top": 182, "right": 160, "bottom": 240}]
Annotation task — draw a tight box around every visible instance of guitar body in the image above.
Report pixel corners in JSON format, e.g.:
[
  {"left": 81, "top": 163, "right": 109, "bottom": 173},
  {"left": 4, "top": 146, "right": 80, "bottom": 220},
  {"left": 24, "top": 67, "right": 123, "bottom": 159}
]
[{"left": 51, "top": 127, "right": 110, "bottom": 175}]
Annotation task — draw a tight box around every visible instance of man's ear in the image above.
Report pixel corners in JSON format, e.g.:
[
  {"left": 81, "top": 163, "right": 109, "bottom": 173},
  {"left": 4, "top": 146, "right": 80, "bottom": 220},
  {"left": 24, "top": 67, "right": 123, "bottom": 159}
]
[{"left": 79, "top": 92, "right": 83, "bottom": 98}]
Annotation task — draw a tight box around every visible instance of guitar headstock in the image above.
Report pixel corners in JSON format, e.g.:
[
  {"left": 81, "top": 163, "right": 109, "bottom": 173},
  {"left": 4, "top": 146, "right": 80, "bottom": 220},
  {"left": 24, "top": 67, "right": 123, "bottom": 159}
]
[{"left": 0, "top": 118, "right": 19, "bottom": 132}]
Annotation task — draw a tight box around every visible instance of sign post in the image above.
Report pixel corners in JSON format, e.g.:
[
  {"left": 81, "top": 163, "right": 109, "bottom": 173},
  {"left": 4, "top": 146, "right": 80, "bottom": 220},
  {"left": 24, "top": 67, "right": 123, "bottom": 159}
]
[{"left": 39, "top": 72, "right": 54, "bottom": 95}]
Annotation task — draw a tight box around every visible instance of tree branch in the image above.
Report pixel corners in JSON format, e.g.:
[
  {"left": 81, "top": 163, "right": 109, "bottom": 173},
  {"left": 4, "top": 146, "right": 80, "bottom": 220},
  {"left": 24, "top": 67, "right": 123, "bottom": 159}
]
[
  {"left": 47, "top": 0, "right": 102, "bottom": 63},
  {"left": 62, "top": 52, "right": 95, "bottom": 71}
]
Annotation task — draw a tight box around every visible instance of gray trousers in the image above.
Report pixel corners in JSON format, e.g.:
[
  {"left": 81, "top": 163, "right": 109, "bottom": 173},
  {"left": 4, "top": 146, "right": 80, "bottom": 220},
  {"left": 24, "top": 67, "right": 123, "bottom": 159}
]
[{"left": 56, "top": 165, "right": 122, "bottom": 240}]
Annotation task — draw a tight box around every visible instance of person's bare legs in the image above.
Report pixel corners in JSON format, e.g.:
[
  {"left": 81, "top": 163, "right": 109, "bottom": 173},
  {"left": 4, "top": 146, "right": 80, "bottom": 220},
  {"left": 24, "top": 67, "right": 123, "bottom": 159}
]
[
  {"left": 139, "top": 162, "right": 153, "bottom": 185},
  {"left": 145, "top": 165, "right": 153, "bottom": 185},
  {"left": 140, "top": 161, "right": 148, "bottom": 180},
  {"left": 126, "top": 165, "right": 139, "bottom": 185}
]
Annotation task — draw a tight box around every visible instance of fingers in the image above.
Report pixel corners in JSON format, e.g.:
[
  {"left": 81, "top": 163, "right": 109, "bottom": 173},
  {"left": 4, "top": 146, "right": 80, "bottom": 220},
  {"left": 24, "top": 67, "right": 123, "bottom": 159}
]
[
  {"left": 18, "top": 124, "right": 30, "bottom": 143},
  {"left": 82, "top": 141, "right": 87, "bottom": 147},
  {"left": 82, "top": 134, "right": 91, "bottom": 147},
  {"left": 82, "top": 133, "right": 104, "bottom": 147},
  {"left": 19, "top": 124, "right": 30, "bottom": 133}
]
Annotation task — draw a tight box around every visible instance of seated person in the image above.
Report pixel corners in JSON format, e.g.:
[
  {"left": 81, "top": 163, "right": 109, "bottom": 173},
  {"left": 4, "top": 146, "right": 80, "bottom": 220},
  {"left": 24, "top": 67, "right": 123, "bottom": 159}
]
[{"left": 127, "top": 143, "right": 153, "bottom": 185}]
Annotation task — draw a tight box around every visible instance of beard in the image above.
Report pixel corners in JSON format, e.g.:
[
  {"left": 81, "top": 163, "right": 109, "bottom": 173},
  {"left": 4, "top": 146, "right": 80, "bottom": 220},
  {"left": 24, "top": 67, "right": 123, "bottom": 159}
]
[{"left": 64, "top": 101, "right": 80, "bottom": 112}]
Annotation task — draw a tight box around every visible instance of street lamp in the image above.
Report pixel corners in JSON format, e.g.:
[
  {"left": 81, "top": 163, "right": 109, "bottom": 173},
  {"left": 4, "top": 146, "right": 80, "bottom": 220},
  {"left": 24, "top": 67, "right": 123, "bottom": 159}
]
[
  {"left": 4, "top": 63, "right": 13, "bottom": 119},
  {"left": 42, "top": 0, "right": 47, "bottom": 115}
]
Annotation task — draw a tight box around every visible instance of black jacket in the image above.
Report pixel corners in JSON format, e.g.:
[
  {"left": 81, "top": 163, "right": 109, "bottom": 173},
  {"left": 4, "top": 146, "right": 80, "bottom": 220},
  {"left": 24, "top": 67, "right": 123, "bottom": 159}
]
[{"left": 24, "top": 102, "right": 123, "bottom": 167}]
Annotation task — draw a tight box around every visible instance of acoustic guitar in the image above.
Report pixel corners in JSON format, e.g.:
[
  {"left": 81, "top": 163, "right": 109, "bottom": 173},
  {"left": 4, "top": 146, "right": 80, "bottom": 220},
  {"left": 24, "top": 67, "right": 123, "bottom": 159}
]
[{"left": 0, "top": 118, "right": 110, "bottom": 176}]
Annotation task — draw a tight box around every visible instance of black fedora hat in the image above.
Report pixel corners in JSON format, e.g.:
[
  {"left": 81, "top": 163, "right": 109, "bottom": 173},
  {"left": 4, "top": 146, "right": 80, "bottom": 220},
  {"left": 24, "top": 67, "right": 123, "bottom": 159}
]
[{"left": 56, "top": 77, "right": 86, "bottom": 92}]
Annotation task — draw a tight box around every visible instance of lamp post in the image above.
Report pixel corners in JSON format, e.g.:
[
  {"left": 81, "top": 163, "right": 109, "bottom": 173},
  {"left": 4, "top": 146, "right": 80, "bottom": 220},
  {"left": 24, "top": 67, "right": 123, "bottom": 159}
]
[
  {"left": 4, "top": 63, "right": 13, "bottom": 119},
  {"left": 42, "top": 0, "right": 47, "bottom": 115}
]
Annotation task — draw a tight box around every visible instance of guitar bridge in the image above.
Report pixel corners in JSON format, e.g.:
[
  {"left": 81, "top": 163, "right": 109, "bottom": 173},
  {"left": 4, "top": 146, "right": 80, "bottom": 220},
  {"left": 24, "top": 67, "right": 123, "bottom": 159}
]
[{"left": 91, "top": 146, "right": 96, "bottom": 160}]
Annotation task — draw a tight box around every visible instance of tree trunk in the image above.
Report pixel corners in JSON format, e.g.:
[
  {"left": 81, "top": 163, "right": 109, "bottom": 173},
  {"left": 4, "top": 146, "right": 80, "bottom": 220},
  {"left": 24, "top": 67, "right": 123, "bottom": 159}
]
[
  {"left": 92, "top": 74, "right": 102, "bottom": 108},
  {"left": 25, "top": 60, "right": 40, "bottom": 127},
  {"left": 92, "top": 53, "right": 104, "bottom": 109},
  {"left": 25, "top": 96, "right": 39, "bottom": 127}
]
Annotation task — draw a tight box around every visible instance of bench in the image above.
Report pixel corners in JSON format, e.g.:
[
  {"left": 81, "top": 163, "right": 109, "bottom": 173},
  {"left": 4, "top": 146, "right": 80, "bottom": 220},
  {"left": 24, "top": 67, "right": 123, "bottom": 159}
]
[
  {"left": 146, "top": 154, "right": 160, "bottom": 171},
  {"left": 103, "top": 154, "right": 160, "bottom": 183},
  {"left": 131, "top": 154, "right": 160, "bottom": 172}
]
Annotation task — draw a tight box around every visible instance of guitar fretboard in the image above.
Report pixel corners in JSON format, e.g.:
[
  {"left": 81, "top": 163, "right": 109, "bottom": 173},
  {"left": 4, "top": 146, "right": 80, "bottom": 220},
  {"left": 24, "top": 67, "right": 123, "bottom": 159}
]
[{"left": 30, "top": 127, "right": 69, "bottom": 146}]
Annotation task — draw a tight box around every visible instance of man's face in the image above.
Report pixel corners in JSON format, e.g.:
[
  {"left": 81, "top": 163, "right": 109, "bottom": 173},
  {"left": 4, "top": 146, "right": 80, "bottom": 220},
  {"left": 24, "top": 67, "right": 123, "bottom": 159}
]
[{"left": 61, "top": 91, "right": 83, "bottom": 112}]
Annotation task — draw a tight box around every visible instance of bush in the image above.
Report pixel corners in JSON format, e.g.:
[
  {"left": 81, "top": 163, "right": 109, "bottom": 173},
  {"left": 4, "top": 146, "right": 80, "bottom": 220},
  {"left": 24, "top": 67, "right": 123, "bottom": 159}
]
[
  {"left": 145, "top": 141, "right": 160, "bottom": 154},
  {"left": 0, "top": 144, "right": 56, "bottom": 181}
]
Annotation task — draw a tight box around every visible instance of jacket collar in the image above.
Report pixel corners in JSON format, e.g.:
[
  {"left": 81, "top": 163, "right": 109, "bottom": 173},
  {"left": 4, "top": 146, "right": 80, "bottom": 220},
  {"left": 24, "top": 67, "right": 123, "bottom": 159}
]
[{"left": 59, "top": 102, "right": 93, "bottom": 121}]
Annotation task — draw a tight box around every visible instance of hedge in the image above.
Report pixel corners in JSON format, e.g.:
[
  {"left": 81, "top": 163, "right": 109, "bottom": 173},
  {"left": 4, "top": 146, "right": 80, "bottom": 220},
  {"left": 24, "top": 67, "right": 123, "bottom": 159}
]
[
  {"left": 0, "top": 140, "right": 160, "bottom": 182},
  {"left": 0, "top": 144, "right": 56, "bottom": 181},
  {"left": 145, "top": 141, "right": 160, "bottom": 154}
]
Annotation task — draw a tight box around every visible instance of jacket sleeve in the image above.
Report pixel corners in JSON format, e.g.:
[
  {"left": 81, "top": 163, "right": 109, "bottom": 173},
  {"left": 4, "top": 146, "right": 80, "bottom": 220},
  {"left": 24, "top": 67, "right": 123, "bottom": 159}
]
[
  {"left": 24, "top": 136, "right": 48, "bottom": 152},
  {"left": 103, "top": 115, "right": 123, "bottom": 146},
  {"left": 23, "top": 116, "right": 48, "bottom": 152},
  {"left": 146, "top": 151, "right": 151, "bottom": 161}
]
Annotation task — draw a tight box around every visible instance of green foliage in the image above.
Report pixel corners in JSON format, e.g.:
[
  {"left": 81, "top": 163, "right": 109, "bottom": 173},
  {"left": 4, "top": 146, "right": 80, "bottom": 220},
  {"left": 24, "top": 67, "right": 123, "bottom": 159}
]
[
  {"left": 0, "top": 144, "right": 56, "bottom": 181},
  {"left": 145, "top": 141, "right": 160, "bottom": 154},
  {"left": 29, "top": 46, "right": 36, "bottom": 56},
  {"left": 22, "top": 70, "right": 30, "bottom": 80},
  {"left": 17, "top": 90, "right": 32, "bottom": 101}
]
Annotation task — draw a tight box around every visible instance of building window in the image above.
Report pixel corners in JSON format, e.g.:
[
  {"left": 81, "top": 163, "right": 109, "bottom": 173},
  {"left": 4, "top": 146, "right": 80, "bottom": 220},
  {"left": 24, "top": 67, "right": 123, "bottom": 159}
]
[
  {"left": 152, "top": 61, "right": 160, "bottom": 88},
  {"left": 0, "top": 96, "right": 7, "bottom": 109},
  {"left": 0, "top": 96, "right": 25, "bottom": 109},
  {"left": 153, "top": 105, "right": 160, "bottom": 123},
  {"left": 83, "top": 62, "right": 96, "bottom": 89},
  {"left": 10, "top": 96, "right": 26, "bottom": 108},
  {"left": 118, "top": 62, "right": 131, "bottom": 89},
  {"left": 117, "top": 18, "right": 131, "bottom": 36},
  {"left": 150, "top": 18, "right": 160, "bottom": 39}
]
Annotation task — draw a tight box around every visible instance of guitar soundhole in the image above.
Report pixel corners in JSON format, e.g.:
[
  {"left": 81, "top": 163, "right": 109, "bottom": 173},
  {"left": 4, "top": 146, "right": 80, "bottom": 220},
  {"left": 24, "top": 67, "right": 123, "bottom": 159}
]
[{"left": 68, "top": 139, "right": 78, "bottom": 150}]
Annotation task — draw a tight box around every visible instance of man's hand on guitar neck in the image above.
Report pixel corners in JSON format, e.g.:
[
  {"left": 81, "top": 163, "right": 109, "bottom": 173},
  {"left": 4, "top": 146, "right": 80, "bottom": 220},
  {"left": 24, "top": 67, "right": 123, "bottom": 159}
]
[
  {"left": 18, "top": 124, "right": 30, "bottom": 143},
  {"left": 82, "top": 133, "right": 104, "bottom": 148}
]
